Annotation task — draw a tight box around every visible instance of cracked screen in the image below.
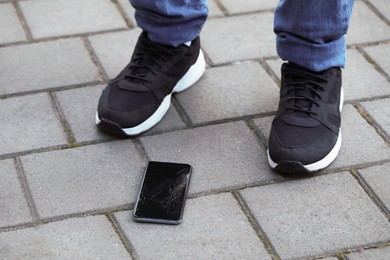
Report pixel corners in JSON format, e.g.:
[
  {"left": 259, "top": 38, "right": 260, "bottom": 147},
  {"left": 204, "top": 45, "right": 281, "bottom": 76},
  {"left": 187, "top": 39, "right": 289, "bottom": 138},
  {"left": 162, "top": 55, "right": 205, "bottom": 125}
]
[{"left": 134, "top": 161, "right": 192, "bottom": 223}]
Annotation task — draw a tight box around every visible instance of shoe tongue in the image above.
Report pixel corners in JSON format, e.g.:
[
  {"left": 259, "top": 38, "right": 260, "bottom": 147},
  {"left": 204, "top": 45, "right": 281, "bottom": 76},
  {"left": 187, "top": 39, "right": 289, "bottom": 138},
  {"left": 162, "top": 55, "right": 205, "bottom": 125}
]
[
  {"left": 295, "top": 86, "right": 314, "bottom": 112},
  {"left": 287, "top": 63, "right": 321, "bottom": 116}
]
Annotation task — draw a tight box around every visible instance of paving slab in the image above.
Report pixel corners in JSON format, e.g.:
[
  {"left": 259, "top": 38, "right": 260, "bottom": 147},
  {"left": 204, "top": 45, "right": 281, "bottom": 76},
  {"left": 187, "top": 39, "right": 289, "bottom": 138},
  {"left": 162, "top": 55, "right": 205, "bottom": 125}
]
[
  {"left": 54, "top": 85, "right": 113, "bottom": 143},
  {"left": 0, "top": 215, "right": 130, "bottom": 259},
  {"left": 0, "top": 159, "right": 32, "bottom": 228},
  {"left": 364, "top": 43, "right": 390, "bottom": 77},
  {"left": 252, "top": 105, "right": 390, "bottom": 170},
  {"left": 240, "top": 172, "right": 390, "bottom": 259},
  {"left": 114, "top": 193, "right": 270, "bottom": 260},
  {"left": 361, "top": 97, "right": 390, "bottom": 138},
  {"left": 177, "top": 62, "right": 279, "bottom": 124},
  {"left": 20, "top": 140, "right": 146, "bottom": 219},
  {"left": 88, "top": 29, "right": 141, "bottom": 79},
  {"left": 343, "top": 49, "right": 390, "bottom": 100},
  {"left": 141, "top": 121, "right": 282, "bottom": 196},
  {"left": 201, "top": 12, "right": 276, "bottom": 64},
  {"left": 0, "top": 93, "right": 67, "bottom": 155},
  {"left": 0, "top": 38, "right": 100, "bottom": 95},
  {"left": 346, "top": 246, "right": 390, "bottom": 260},
  {"left": 55, "top": 85, "right": 186, "bottom": 143},
  {"left": 359, "top": 162, "right": 390, "bottom": 211},
  {"left": 369, "top": 0, "right": 390, "bottom": 22},
  {"left": 264, "top": 49, "right": 390, "bottom": 102},
  {"left": 0, "top": 3, "right": 26, "bottom": 44},
  {"left": 19, "top": 0, "right": 127, "bottom": 39},
  {"left": 347, "top": 1, "right": 390, "bottom": 45},
  {"left": 251, "top": 116, "right": 273, "bottom": 147},
  {"left": 219, "top": 0, "right": 278, "bottom": 14}
]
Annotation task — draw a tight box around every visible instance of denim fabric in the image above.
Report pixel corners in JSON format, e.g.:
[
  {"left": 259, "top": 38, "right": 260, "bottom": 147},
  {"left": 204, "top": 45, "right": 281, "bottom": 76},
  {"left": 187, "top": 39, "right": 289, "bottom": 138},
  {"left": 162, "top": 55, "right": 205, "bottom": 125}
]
[
  {"left": 275, "top": 0, "right": 354, "bottom": 71},
  {"left": 129, "top": 0, "right": 208, "bottom": 47},
  {"left": 129, "top": 0, "right": 354, "bottom": 71}
]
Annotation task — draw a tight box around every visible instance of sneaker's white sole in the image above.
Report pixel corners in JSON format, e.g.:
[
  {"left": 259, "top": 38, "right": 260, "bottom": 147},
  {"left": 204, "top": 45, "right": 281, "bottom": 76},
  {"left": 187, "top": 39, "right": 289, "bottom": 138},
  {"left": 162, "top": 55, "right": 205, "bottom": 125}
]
[
  {"left": 267, "top": 86, "right": 344, "bottom": 173},
  {"left": 96, "top": 50, "right": 205, "bottom": 136}
]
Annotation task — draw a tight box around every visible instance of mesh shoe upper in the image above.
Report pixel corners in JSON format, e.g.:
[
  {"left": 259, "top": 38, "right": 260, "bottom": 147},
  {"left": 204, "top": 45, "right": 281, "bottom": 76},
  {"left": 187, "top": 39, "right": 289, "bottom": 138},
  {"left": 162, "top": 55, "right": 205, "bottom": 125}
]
[
  {"left": 97, "top": 31, "right": 201, "bottom": 128},
  {"left": 268, "top": 62, "right": 342, "bottom": 168}
]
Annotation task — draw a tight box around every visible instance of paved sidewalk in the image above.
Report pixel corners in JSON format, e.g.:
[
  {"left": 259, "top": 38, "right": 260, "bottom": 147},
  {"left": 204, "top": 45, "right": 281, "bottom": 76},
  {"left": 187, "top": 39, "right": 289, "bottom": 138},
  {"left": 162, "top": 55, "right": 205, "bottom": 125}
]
[{"left": 1, "top": 0, "right": 390, "bottom": 259}]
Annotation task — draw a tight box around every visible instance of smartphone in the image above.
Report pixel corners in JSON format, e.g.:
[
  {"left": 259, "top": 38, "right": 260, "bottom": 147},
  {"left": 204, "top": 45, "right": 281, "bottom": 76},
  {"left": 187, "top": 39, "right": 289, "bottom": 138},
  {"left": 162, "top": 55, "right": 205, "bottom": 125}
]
[{"left": 133, "top": 161, "right": 192, "bottom": 225}]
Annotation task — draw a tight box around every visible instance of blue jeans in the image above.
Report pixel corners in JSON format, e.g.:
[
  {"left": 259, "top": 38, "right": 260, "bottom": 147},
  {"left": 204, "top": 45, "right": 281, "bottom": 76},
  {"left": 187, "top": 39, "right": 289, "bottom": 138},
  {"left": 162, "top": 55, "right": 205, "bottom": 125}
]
[{"left": 129, "top": 0, "right": 354, "bottom": 71}]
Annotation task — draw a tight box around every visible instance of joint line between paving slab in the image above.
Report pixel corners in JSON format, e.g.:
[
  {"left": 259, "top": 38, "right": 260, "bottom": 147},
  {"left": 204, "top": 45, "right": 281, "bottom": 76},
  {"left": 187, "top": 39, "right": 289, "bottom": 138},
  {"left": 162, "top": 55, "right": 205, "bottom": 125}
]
[
  {"left": 13, "top": 157, "right": 40, "bottom": 222},
  {"left": 107, "top": 214, "right": 138, "bottom": 260},
  {"left": 353, "top": 103, "right": 390, "bottom": 148},
  {"left": 232, "top": 191, "right": 281, "bottom": 260},
  {"left": 246, "top": 120, "right": 268, "bottom": 150},
  {"left": 350, "top": 169, "right": 390, "bottom": 220},
  {"left": 171, "top": 97, "right": 194, "bottom": 128},
  {"left": 0, "top": 203, "right": 134, "bottom": 233},
  {"left": 111, "top": 0, "right": 135, "bottom": 29},
  {"left": 260, "top": 60, "right": 281, "bottom": 88},
  {"left": 48, "top": 92, "right": 77, "bottom": 145},
  {"left": 0, "top": 81, "right": 102, "bottom": 100},
  {"left": 12, "top": 1, "right": 32, "bottom": 42},
  {"left": 82, "top": 37, "right": 110, "bottom": 83},
  {"left": 132, "top": 138, "right": 151, "bottom": 162},
  {"left": 356, "top": 46, "right": 390, "bottom": 83},
  {"left": 363, "top": 0, "right": 390, "bottom": 27},
  {"left": 213, "top": 0, "right": 228, "bottom": 16},
  {"left": 334, "top": 241, "right": 390, "bottom": 260}
]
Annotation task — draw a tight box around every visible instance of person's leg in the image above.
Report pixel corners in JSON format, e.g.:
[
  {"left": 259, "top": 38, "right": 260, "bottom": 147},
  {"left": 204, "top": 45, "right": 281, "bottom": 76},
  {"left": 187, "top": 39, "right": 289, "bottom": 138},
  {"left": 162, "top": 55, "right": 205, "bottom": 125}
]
[
  {"left": 274, "top": 0, "right": 354, "bottom": 72},
  {"left": 130, "top": 0, "right": 208, "bottom": 46},
  {"left": 96, "top": 1, "right": 208, "bottom": 136},
  {"left": 268, "top": 0, "right": 354, "bottom": 174}
]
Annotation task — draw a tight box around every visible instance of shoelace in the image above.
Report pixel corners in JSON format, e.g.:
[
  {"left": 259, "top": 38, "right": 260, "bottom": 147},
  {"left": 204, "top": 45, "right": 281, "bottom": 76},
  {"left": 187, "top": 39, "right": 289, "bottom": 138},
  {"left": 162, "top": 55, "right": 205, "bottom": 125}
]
[
  {"left": 284, "top": 68, "right": 328, "bottom": 116},
  {"left": 123, "top": 37, "right": 177, "bottom": 83}
]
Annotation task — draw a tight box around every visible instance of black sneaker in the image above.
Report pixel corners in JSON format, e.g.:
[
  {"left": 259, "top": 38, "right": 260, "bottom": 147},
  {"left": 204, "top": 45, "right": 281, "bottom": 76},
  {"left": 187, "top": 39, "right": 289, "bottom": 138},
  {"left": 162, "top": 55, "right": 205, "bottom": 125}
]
[
  {"left": 268, "top": 62, "right": 343, "bottom": 174},
  {"left": 96, "top": 31, "right": 205, "bottom": 136}
]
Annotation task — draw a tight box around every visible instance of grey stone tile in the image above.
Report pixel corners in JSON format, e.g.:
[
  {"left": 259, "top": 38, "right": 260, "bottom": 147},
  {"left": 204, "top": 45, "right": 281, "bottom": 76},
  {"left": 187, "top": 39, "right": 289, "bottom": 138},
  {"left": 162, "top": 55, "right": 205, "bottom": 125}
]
[
  {"left": 0, "top": 39, "right": 100, "bottom": 95},
  {"left": 343, "top": 49, "right": 390, "bottom": 101},
  {"left": 202, "top": 13, "right": 276, "bottom": 64},
  {"left": 347, "top": 1, "right": 390, "bottom": 45},
  {"left": 0, "top": 159, "right": 32, "bottom": 228},
  {"left": 0, "top": 215, "right": 130, "bottom": 259},
  {"left": 346, "top": 246, "right": 390, "bottom": 260},
  {"left": 19, "top": 0, "right": 127, "bottom": 39},
  {"left": 89, "top": 29, "right": 141, "bottom": 79},
  {"left": 114, "top": 193, "right": 270, "bottom": 260},
  {"left": 0, "top": 93, "right": 67, "bottom": 155},
  {"left": 253, "top": 105, "right": 390, "bottom": 170},
  {"left": 265, "top": 49, "right": 390, "bottom": 102},
  {"left": 265, "top": 58, "right": 283, "bottom": 80},
  {"left": 369, "top": 0, "right": 390, "bottom": 22},
  {"left": 219, "top": 0, "right": 278, "bottom": 14},
  {"left": 177, "top": 62, "right": 279, "bottom": 124},
  {"left": 252, "top": 116, "right": 273, "bottom": 146},
  {"left": 364, "top": 43, "right": 390, "bottom": 77},
  {"left": 359, "top": 163, "right": 390, "bottom": 211},
  {"left": 240, "top": 172, "right": 390, "bottom": 259},
  {"left": 332, "top": 104, "right": 390, "bottom": 170},
  {"left": 55, "top": 85, "right": 186, "bottom": 142},
  {"left": 21, "top": 140, "right": 146, "bottom": 219},
  {"left": 361, "top": 97, "right": 390, "bottom": 138},
  {"left": 208, "top": 0, "right": 225, "bottom": 17},
  {"left": 117, "top": 0, "right": 136, "bottom": 26},
  {"left": 54, "top": 85, "right": 113, "bottom": 143},
  {"left": 141, "top": 121, "right": 282, "bottom": 195},
  {"left": 0, "top": 3, "right": 26, "bottom": 44}
]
